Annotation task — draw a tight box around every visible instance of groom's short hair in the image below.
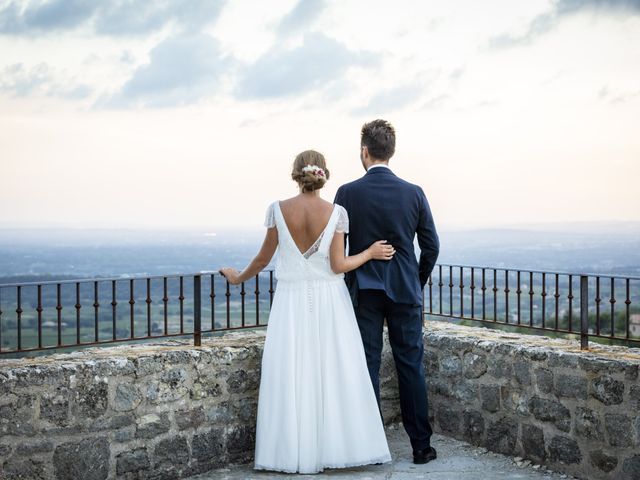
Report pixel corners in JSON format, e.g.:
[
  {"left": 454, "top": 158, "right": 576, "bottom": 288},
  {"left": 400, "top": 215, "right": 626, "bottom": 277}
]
[{"left": 361, "top": 119, "right": 396, "bottom": 161}]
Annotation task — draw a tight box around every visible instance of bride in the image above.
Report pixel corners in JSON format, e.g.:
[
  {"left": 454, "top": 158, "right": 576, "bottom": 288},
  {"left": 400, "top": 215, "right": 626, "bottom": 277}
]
[{"left": 219, "top": 150, "right": 393, "bottom": 474}]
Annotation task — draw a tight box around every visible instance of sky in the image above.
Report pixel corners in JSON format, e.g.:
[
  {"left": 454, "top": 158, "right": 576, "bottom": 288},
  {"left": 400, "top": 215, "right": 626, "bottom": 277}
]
[{"left": 0, "top": 0, "right": 639, "bottom": 231}]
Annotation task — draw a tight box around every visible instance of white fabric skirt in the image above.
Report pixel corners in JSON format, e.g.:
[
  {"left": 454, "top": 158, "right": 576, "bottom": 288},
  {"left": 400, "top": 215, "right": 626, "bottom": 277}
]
[{"left": 254, "top": 278, "right": 392, "bottom": 474}]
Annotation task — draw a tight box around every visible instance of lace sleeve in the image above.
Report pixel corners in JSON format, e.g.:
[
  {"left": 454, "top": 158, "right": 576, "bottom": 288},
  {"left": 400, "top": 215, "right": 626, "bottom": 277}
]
[
  {"left": 335, "top": 205, "right": 349, "bottom": 234},
  {"left": 264, "top": 202, "right": 276, "bottom": 228}
]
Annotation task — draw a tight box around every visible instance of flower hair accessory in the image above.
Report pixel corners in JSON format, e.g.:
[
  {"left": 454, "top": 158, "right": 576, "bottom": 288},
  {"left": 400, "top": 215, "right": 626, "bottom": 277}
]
[{"left": 301, "top": 165, "right": 325, "bottom": 177}]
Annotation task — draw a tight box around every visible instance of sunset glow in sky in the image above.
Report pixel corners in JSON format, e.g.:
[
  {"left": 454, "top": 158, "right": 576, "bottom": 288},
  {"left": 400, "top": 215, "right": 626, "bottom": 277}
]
[{"left": 1, "top": 0, "right": 639, "bottom": 230}]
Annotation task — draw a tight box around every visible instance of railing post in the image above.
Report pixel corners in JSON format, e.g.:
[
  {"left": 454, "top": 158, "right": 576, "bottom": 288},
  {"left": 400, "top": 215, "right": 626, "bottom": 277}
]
[
  {"left": 194, "top": 275, "right": 201, "bottom": 347},
  {"left": 580, "top": 275, "right": 589, "bottom": 350}
]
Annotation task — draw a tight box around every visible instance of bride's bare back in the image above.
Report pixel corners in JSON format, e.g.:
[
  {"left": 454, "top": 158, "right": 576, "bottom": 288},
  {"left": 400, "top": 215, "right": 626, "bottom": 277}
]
[{"left": 278, "top": 195, "right": 335, "bottom": 254}]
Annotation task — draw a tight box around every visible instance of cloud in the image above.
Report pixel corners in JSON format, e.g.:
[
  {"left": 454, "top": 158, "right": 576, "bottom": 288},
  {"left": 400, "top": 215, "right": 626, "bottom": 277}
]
[
  {"left": 449, "top": 67, "right": 465, "bottom": 82},
  {"left": 489, "top": 0, "right": 640, "bottom": 48},
  {"left": 0, "top": 0, "right": 225, "bottom": 36},
  {"left": 352, "top": 85, "right": 425, "bottom": 116},
  {"left": 598, "top": 86, "right": 640, "bottom": 104},
  {"left": 489, "top": 13, "right": 556, "bottom": 48},
  {"left": 276, "top": 0, "right": 326, "bottom": 37},
  {"left": 421, "top": 94, "right": 451, "bottom": 110},
  {"left": 102, "top": 33, "right": 231, "bottom": 108},
  {"left": 610, "top": 90, "right": 640, "bottom": 103},
  {"left": 0, "top": 62, "right": 92, "bottom": 99},
  {"left": 598, "top": 85, "right": 610, "bottom": 99},
  {"left": 235, "top": 33, "right": 375, "bottom": 100}
]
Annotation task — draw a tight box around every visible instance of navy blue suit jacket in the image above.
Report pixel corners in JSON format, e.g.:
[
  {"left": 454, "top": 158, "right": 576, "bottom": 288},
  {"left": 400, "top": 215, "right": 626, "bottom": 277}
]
[{"left": 334, "top": 166, "right": 439, "bottom": 306}]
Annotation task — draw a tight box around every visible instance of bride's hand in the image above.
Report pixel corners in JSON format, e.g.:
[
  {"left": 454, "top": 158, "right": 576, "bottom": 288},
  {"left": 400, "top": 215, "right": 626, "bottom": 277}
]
[
  {"left": 367, "top": 240, "right": 395, "bottom": 261},
  {"left": 219, "top": 267, "right": 241, "bottom": 285}
]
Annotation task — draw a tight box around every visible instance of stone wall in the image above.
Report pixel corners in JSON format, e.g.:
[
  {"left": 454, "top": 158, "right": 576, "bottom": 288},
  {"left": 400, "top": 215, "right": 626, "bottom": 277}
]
[
  {"left": 1, "top": 322, "right": 639, "bottom": 480},
  {"left": 0, "top": 331, "right": 401, "bottom": 480},
  {"left": 424, "top": 322, "right": 640, "bottom": 480}
]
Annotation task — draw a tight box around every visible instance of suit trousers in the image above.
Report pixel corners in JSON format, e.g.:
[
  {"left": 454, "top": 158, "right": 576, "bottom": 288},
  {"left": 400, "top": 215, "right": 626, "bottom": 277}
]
[{"left": 355, "top": 289, "right": 433, "bottom": 451}]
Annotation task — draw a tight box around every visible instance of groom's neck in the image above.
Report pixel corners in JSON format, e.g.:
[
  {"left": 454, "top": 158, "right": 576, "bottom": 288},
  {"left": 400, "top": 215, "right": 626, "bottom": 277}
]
[{"left": 366, "top": 159, "right": 389, "bottom": 169}]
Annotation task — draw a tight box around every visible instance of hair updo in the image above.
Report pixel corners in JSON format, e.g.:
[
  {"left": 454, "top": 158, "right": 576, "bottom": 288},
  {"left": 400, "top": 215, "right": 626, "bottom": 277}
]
[{"left": 291, "top": 150, "right": 331, "bottom": 193}]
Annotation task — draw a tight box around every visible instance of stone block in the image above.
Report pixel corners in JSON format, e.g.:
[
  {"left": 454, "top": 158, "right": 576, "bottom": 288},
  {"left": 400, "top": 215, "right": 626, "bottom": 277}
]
[
  {"left": 114, "top": 426, "right": 135, "bottom": 443},
  {"left": 0, "top": 396, "right": 37, "bottom": 436},
  {"left": 428, "top": 378, "right": 452, "bottom": 398},
  {"left": 591, "top": 375, "right": 624, "bottom": 405},
  {"left": 116, "top": 447, "right": 150, "bottom": 475},
  {"left": 15, "top": 440, "right": 53, "bottom": 456},
  {"left": 590, "top": 450, "right": 618, "bottom": 474},
  {"left": 462, "top": 352, "right": 487, "bottom": 379},
  {"left": 91, "top": 413, "right": 134, "bottom": 431},
  {"left": 153, "top": 435, "right": 189, "bottom": 468},
  {"left": 630, "top": 385, "right": 640, "bottom": 411},
  {"left": 52, "top": 436, "right": 109, "bottom": 480},
  {"left": 605, "top": 413, "right": 634, "bottom": 447},
  {"left": 2, "top": 456, "right": 47, "bottom": 480},
  {"left": 206, "top": 401, "right": 233, "bottom": 424},
  {"left": 156, "top": 368, "right": 189, "bottom": 402},
  {"left": 528, "top": 396, "right": 571, "bottom": 432},
  {"left": 513, "top": 360, "right": 531, "bottom": 385},
  {"left": 175, "top": 407, "right": 206, "bottom": 430},
  {"left": 548, "top": 435, "right": 581, "bottom": 465},
  {"left": 136, "top": 412, "right": 170, "bottom": 439},
  {"left": 480, "top": 385, "right": 500, "bottom": 413},
  {"left": 623, "top": 455, "right": 640, "bottom": 480},
  {"left": 436, "top": 404, "right": 460, "bottom": 434},
  {"left": 440, "top": 355, "right": 462, "bottom": 377},
  {"left": 40, "top": 388, "right": 70, "bottom": 426},
  {"left": 554, "top": 374, "right": 587, "bottom": 399},
  {"left": 522, "top": 347, "right": 548, "bottom": 361},
  {"left": 161, "top": 367, "right": 187, "bottom": 387},
  {"left": 486, "top": 417, "right": 517, "bottom": 455},
  {"left": 234, "top": 397, "right": 258, "bottom": 423},
  {"left": 450, "top": 381, "right": 477, "bottom": 403},
  {"left": 0, "top": 443, "right": 11, "bottom": 457},
  {"left": 190, "top": 378, "right": 223, "bottom": 400},
  {"left": 192, "top": 427, "right": 226, "bottom": 464},
  {"left": 73, "top": 380, "right": 108, "bottom": 418},
  {"left": 548, "top": 351, "right": 579, "bottom": 369},
  {"left": 500, "top": 386, "right": 530, "bottom": 416},
  {"left": 574, "top": 407, "right": 603, "bottom": 440},
  {"left": 227, "top": 369, "right": 259, "bottom": 393},
  {"left": 534, "top": 368, "right": 553, "bottom": 394},
  {"left": 135, "top": 356, "right": 164, "bottom": 376},
  {"left": 227, "top": 425, "right": 256, "bottom": 463},
  {"left": 488, "top": 360, "right": 512, "bottom": 379},
  {"left": 462, "top": 410, "right": 484, "bottom": 443},
  {"left": 114, "top": 383, "right": 142, "bottom": 412},
  {"left": 424, "top": 349, "right": 439, "bottom": 373},
  {"left": 578, "top": 357, "right": 624, "bottom": 375},
  {"left": 521, "top": 424, "right": 545, "bottom": 461}
]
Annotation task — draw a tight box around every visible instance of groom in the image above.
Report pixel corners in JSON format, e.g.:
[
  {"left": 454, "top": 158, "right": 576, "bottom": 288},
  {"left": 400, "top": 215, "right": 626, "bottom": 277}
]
[{"left": 334, "top": 119, "right": 440, "bottom": 464}]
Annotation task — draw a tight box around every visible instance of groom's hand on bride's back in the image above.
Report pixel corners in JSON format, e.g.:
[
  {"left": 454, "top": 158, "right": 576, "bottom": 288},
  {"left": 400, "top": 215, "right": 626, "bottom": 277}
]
[{"left": 367, "top": 240, "right": 395, "bottom": 261}]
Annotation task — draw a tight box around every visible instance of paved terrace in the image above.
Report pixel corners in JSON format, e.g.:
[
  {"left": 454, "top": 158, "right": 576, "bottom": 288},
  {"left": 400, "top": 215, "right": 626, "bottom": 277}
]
[{"left": 196, "top": 423, "right": 575, "bottom": 480}]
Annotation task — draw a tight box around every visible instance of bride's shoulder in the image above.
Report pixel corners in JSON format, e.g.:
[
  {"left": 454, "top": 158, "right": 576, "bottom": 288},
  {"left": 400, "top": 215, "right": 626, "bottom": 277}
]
[
  {"left": 264, "top": 201, "right": 280, "bottom": 228},
  {"left": 333, "top": 203, "right": 348, "bottom": 214}
]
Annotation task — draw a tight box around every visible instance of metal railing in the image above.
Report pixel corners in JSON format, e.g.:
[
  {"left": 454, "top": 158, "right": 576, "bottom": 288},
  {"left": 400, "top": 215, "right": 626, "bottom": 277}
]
[
  {"left": 425, "top": 265, "right": 640, "bottom": 349},
  {"left": 0, "top": 270, "right": 276, "bottom": 356},
  {"left": 0, "top": 264, "right": 638, "bottom": 356}
]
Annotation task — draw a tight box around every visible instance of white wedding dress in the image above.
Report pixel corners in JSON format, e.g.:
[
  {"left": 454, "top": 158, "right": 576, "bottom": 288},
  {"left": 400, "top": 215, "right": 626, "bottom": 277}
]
[{"left": 254, "top": 201, "right": 392, "bottom": 474}]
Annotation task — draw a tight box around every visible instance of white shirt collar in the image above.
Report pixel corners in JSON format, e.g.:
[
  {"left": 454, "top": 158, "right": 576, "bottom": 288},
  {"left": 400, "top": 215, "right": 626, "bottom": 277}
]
[{"left": 367, "top": 163, "right": 391, "bottom": 171}]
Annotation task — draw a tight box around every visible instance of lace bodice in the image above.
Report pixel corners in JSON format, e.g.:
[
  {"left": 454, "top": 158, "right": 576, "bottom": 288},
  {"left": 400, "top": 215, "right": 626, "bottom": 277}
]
[{"left": 264, "top": 201, "right": 348, "bottom": 282}]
